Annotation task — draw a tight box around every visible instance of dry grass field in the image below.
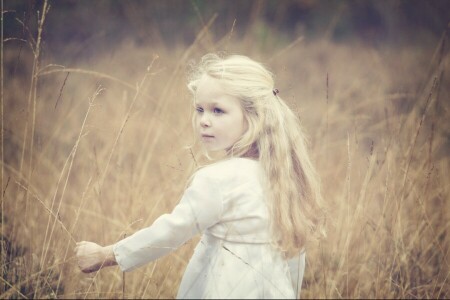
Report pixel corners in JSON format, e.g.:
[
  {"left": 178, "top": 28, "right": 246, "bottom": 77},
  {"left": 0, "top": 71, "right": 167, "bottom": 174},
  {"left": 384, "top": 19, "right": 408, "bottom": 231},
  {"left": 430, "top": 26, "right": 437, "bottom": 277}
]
[{"left": 1, "top": 1, "right": 449, "bottom": 298}]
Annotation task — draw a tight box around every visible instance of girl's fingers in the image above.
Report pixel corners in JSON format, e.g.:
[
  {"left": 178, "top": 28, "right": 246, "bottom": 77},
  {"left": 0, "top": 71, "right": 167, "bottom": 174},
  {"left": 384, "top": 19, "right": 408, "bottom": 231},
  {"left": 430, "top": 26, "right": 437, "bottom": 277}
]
[
  {"left": 75, "top": 241, "right": 86, "bottom": 253},
  {"left": 74, "top": 244, "right": 84, "bottom": 254}
]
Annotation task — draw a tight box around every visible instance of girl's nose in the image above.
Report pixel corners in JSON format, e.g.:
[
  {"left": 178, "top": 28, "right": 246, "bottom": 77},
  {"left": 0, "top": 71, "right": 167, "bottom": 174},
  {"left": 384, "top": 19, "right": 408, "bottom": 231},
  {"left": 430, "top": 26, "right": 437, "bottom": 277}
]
[{"left": 200, "top": 114, "right": 211, "bottom": 127}]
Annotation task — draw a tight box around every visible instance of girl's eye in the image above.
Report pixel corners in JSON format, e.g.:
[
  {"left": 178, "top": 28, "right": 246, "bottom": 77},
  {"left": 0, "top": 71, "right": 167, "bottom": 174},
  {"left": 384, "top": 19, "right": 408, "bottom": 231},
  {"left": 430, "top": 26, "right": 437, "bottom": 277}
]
[
  {"left": 213, "top": 108, "right": 224, "bottom": 114},
  {"left": 195, "top": 107, "right": 203, "bottom": 113}
]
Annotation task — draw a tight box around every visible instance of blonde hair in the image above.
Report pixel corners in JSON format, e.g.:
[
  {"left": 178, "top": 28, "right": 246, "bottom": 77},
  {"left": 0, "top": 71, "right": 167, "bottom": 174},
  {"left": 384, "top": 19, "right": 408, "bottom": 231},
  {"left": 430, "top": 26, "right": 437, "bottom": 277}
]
[{"left": 187, "top": 53, "right": 326, "bottom": 255}]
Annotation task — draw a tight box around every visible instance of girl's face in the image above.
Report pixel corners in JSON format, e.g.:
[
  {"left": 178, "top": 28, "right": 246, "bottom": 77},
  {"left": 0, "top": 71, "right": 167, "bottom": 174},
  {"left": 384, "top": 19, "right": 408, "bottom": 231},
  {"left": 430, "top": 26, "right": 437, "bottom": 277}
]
[{"left": 194, "top": 75, "right": 248, "bottom": 152}]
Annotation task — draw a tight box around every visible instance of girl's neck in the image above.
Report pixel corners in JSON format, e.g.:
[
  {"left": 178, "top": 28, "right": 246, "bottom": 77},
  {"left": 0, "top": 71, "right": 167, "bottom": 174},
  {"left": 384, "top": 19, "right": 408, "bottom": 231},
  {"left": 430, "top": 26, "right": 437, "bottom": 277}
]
[{"left": 225, "top": 144, "right": 259, "bottom": 160}]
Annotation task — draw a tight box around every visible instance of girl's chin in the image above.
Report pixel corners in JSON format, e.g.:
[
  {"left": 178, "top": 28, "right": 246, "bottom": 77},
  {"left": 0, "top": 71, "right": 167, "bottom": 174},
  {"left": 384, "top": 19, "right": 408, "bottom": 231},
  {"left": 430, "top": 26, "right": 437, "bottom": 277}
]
[
  {"left": 202, "top": 143, "right": 229, "bottom": 153},
  {"left": 203, "top": 146, "right": 225, "bottom": 152},
  {"left": 199, "top": 139, "right": 235, "bottom": 153}
]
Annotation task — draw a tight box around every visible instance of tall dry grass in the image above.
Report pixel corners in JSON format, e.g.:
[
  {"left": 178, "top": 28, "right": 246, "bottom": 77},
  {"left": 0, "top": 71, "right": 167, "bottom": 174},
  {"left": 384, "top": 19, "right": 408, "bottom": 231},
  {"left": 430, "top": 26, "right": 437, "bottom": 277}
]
[{"left": 1, "top": 2, "right": 449, "bottom": 299}]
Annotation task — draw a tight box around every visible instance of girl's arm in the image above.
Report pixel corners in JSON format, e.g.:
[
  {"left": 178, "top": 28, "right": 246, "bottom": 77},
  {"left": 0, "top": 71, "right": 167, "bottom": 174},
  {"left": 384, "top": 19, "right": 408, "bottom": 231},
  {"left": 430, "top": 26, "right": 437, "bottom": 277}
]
[
  {"left": 75, "top": 241, "right": 117, "bottom": 273},
  {"left": 75, "top": 168, "right": 222, "bottom": 273},
  {"left": 113, "top": 170, "right": 222, "bottom": 272}
]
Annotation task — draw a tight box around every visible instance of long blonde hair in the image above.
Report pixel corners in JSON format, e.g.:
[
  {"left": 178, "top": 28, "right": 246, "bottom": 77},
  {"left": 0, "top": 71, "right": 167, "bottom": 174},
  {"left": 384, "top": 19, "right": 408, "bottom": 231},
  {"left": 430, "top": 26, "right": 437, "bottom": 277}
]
[{"left": 187, "top": 53, "right": 325, "bottom": 254}]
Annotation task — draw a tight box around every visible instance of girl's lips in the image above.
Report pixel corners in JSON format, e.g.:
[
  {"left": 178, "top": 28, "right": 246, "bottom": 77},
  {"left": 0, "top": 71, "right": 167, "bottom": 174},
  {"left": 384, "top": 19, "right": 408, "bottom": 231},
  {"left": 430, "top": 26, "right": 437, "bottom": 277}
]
[{"left": 201, "top": 134, "right": 215, "bottom": 141}]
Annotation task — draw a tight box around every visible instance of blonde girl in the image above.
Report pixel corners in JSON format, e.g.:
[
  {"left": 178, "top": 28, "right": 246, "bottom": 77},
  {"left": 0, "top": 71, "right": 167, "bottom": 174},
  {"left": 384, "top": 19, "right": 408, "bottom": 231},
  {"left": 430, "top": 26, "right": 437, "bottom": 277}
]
[{"left": 75, "top": 53, "right": 325, "bottom": 299}]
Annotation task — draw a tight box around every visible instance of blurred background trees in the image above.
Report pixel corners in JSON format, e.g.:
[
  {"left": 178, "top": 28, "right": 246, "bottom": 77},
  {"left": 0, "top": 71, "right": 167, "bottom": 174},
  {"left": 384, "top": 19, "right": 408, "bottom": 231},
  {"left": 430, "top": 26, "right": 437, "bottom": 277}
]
[{"left": 4, "top": 0, "right": 449, "bottom": 61}]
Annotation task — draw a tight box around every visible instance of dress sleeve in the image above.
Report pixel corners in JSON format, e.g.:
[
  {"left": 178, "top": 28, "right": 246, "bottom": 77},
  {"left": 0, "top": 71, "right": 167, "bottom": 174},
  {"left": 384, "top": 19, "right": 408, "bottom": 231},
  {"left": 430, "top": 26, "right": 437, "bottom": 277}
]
[{"left": 113, "top": 170, "right": 223, "bottom": 272}]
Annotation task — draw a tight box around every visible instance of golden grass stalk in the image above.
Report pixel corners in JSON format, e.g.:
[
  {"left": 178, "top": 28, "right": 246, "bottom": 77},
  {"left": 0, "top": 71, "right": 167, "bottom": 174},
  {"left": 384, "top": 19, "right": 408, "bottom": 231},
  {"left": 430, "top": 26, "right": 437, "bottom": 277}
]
[
  {"left": 33, "top": 86, "right": 102, "bottom": 298},
  {"left": 0, "top": 0, "right": 4, "bottom": 283}
]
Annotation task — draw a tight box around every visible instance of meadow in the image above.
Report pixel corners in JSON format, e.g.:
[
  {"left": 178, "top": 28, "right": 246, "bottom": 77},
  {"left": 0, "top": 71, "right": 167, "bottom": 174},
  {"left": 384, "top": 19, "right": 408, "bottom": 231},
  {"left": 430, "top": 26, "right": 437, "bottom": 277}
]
[{"left": 1, "top": 1, "right": 449, "bottom": 298}]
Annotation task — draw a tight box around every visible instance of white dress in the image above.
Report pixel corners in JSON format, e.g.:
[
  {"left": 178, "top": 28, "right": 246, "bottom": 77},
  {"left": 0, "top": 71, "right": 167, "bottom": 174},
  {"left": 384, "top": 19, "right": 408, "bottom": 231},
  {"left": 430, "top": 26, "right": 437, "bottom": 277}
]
[{"left": 113, "top": 157, "right": 306, "bottom": 299}]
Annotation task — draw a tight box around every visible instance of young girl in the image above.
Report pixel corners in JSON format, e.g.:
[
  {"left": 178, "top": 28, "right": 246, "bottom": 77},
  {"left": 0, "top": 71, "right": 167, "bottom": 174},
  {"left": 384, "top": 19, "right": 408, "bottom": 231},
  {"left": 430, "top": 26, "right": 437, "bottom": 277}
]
[{"left": 75, "top": 53, "right": 325, "bottom": 299}]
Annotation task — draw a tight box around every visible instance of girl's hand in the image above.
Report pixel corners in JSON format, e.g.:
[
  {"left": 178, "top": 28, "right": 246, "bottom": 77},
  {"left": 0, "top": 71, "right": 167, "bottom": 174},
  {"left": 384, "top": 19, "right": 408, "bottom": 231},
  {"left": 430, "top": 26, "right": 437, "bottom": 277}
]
[{"left": 74, "top": 241, "right": 117, "bottom": 273}]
